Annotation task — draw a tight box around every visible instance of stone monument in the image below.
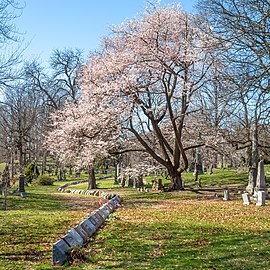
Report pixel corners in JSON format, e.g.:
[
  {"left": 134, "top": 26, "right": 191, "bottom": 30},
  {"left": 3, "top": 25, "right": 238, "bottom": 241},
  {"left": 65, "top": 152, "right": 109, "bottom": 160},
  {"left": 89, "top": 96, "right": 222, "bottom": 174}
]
[
  {"left": 223, "top": 189, "right": 230, "bottom": 201},
  {"left": 254, "top": 160, "right": 268, "bottom": 198},
  {"left": 256, "top": 191, "right": 266, "bottom": 206},
  {"left": 19, "top": 174, "right": 28, "bottom": 197}
]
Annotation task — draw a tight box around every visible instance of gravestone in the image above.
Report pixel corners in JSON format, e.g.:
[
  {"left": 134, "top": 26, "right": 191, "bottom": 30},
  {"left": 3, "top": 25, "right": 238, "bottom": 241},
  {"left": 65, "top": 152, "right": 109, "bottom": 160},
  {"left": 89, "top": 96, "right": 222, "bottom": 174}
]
[
  {"left": 242, "top": 193, "right": 251, "bottom": 205},
  {"left": 80, "top": 219, "right": 96, "bottom": 237},
  {"left": 89, "top": 212, "right": 103, "bottom": 227},
  {"left": 193, "top": 149, "right": 204, "bottom": 176},
  {"left": 256, "top": 191, "right": 266, "bottom": 206},
  {"left": 152, "top": 178, "right": 163, "bottom": 190},
  {"left": 189, "top": 161, "right": 195, "bottom": 172},
  {"left": 104, "top": 203, "right": 114, "bottom": 213},
  {"left": 52, "top": 239, "right": 70, "bottom": 265},
  {"left": 254, "top": 160, "right": 268, "bottom": 198},
  {"left": 223, "top": 190, "right": 230, "bottom": 201},
  {"left": 98, "top": 207, "right": 110, "bottom": 219},
  {"left": 19, "top": 174, "right": 25, "bottom": 192},
  {"left": 66, "top": 228, "right": 84, "bottom": 246},
  {"left": 19, "top": 174, "right": 28, "bottom": 197},
  {"left": 74, "top": 225, "right": 89, "bottom": 243}
]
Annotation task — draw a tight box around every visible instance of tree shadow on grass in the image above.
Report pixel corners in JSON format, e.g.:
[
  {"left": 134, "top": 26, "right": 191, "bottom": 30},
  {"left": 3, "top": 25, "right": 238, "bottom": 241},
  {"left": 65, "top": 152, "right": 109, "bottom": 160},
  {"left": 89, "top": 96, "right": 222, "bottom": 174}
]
[
  {"left": 0, "top": 188, "right": 99, "bottom": 212},
  {"left": 85, "top": 221, "right": 270, "bottom": 270}
]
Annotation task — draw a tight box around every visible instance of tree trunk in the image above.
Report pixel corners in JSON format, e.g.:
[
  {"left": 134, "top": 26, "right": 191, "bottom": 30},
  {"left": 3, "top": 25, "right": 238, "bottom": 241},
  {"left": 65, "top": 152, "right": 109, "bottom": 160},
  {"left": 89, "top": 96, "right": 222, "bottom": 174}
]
[
  {"left": 128, "top": 176, "right": 133, "bottom": 187},
  {"left": 41, "top": 151, "right": 47, "bottom": 175},
  {"left": 246, "top": 123, "right": 259, "bottom": 194},
  {"left": 55, "top": 163, "right": 59, "bottom": 176},
  {"left": 114, "top": 160, "right": 119, "bottom": 185},
  {"left": 88, "top": 167, "right": 97, "bottom": 190},
  {"left": 19, "top": 144, "right": 24, "bottom": 174},
  {"left": 170, "top": 171, "right": 183, "bottom": 190},
  {"left": 11, "top": 153, "right": 15, "bottom": 179}
]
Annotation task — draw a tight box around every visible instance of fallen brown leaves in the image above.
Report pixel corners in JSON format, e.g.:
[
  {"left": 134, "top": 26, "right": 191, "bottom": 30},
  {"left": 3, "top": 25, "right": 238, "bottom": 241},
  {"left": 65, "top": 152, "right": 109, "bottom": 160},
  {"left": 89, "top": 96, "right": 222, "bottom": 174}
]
[{"left": 118, "top": 198, "right": 270, "bottom": 232}]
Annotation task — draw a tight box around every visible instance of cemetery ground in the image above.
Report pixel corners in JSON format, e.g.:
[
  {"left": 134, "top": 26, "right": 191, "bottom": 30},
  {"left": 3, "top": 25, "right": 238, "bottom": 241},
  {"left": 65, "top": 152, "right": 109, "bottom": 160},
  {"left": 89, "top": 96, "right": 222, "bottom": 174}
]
[{"left": 0, "top": 169, "right": 269, "bottom": 269}]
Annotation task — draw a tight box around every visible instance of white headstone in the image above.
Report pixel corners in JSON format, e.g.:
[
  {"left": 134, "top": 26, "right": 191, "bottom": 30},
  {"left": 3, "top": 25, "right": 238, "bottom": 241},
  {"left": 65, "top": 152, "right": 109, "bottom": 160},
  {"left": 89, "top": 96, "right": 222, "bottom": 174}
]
[
  {"left": 256, "top": 191, "right": 266, "bottom": 206},
  {"left": 242, "top": 193, "right": 251, "bottom": 205},
  {"left": 223, "top": 190, "right": 230, "bottom": 201}
]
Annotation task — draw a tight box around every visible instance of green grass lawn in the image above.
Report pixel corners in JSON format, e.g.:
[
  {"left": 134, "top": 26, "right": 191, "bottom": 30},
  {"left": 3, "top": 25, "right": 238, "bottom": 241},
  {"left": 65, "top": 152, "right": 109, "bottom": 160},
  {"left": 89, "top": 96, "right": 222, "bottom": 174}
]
[{"left": 0, "top": 169, "right": 269, "bottom": 269}]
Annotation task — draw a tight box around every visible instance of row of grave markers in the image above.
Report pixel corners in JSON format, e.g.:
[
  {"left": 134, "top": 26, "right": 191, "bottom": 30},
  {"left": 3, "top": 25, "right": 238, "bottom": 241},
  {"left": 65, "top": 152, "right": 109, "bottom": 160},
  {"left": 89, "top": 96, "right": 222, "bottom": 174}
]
[
  {"left": 52, "top": 194, "right": 122, "bottom": 265},
  {"left": 223, "top": 189, "right": 267, "bottom": 206},
  {"left": 242, "top": 191, "right": 267, "bottom": 206}
]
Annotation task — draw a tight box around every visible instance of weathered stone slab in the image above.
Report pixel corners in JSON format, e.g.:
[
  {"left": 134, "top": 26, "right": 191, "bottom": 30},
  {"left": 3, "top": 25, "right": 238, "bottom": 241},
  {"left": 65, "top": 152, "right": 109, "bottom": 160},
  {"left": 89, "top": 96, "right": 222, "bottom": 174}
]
[
  {"left": 256, "top": 191, "right": 266, "bottom": 206},
  {"left": 21, "top": 192, "right": 28, "bottom": 198},
  {"left": 111, "top": 195, "right": 121, "bottom": 206},
  {"left": 62, "top": 231, "right": 81, "bottom": 248},
  {"left": 223, "top": 190, "right": 230, "bottom": 201},
  {"left": 254, "top": 160, "right": 268, "bottom": 198},
  {"left": 74, "top": 224, "right": 89, "bottom": 243},
  {"left": 52, "top": 193, "right": 122, "bottom": 266},
  {"left": 104, "top": 202, "right": 114, "bottom": 213},
  {"left": 242, "top": 193, "right": 251, "bottom": 205},
  {"left": 98, "top": 207, "right": 110, "bottom": 219},
  {"left": 52, "top": 239, "right": 70, "bottom": 265},
  {"left": 80, "top": 218, "right": 97, "bottom": 237},
  {"left": 89, "top": 211, "right": 104, "bottom": 227}
]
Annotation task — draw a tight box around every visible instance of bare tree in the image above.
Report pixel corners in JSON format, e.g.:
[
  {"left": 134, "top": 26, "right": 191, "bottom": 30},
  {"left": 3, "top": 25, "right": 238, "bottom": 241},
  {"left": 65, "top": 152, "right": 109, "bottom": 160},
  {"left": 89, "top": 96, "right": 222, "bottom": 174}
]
[
  {"left": 24, "top": 48, "right": 84, "bottom": 110},
  {"left": 197, "top": 0, "right": 270, "bottom": 193},
  {"left": 0, "top": 0, "right": 24, "bottom": 90},
  {"left": 0, "top": 85, "right": 43, "bottom": 172}
]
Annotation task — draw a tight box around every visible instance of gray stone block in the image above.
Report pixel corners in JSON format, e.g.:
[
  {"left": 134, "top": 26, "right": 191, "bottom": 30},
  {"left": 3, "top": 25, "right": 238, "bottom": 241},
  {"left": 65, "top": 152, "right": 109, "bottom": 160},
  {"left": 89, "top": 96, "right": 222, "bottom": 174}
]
[
  {"left": 89, "top": 211, "right": 104, "bottom": 227},
  {"left": 98, "top": 207, "right": 110, "bottom": 219},
  {"left": 74, "top": 224, "right": 89, "bottom": 244},
  {"left": 80, "top": 218, "right": 97, "bottom": 236},
  {"left": 67, "top": 228, "right": 84, "bottom": 247},
  {"left": 242, "top": 193, "right": 251, "bottom": 205},
  {"left": 111, "top": 196, "right": 121, "bottom": 207},
  {"left": 256, "top": 191, "right": 266, "bottom": 206},
  {"left": 52, "top": 239, "right": 70, "bottom": 265},
  {"left": 20, "top": 192, "right": 28, "bottom": 198},
  {"left": 103, "top": 202, "right": 114, "bottom": 213}
]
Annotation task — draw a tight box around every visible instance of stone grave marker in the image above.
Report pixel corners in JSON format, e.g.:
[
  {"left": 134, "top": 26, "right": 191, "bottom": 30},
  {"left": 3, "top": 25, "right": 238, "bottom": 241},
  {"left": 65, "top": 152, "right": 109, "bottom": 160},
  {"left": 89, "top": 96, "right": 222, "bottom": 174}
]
[
  {"left": 74, "top": 224, "right": 89, "bottom": 243},
  {"left": 242, "top": 193, "right": 251, "bottom": 205},
  {"left": 88, "top": 212, "right": 103, "bottom": 227},
  {"left": 19, "top": 174, "right": 26, "bottom": 193},
  {"left": 223, "top": 190, "right": 230, "bottom": 201},
  {"left": 256, "top": 191, "right": 266, "bottom": 206},
  {"left": 254, "top": 160, "right": 268, "bottom": 198},
  {"left": 52, "top": 239, "right": 70, "bottom": 265},
  {"left": 80, "top": 219, "right": 97, "bottom": 237},
  {"left": 98, "top": 207, "right": 110, "bottom": 219},
  {"left": 104, "top": 202, "right": 114, "bottom": 213},
  {"left": 67, "top": 228, "right": 84, "bottom": 246}
]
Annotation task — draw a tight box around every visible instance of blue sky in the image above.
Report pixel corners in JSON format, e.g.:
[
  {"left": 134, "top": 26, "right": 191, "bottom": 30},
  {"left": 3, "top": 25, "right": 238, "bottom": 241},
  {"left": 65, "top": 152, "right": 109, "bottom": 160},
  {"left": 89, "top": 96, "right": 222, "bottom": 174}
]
[{"left": 16, "top": 0, "right": 197, "bottom": 63}]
